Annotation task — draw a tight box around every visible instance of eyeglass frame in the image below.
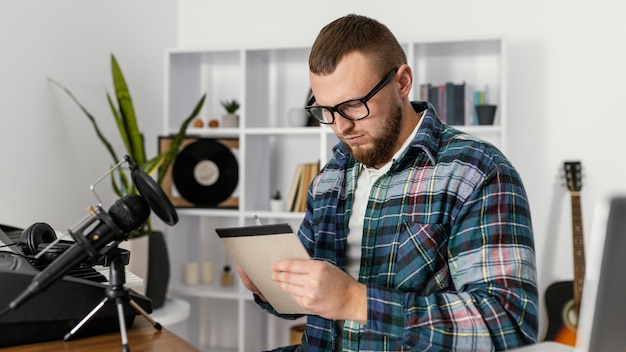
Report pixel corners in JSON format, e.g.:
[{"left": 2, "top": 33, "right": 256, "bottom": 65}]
[{"left": 305, "top": 67, "right": 399, "bottom": 125}]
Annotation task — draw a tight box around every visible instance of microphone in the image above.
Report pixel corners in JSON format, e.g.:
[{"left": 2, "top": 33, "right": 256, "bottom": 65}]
[{"left": 7, "top": 194, "right": 150, "bottom": 312}]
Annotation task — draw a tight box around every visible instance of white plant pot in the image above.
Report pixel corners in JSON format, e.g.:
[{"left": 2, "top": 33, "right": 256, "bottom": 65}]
[
  {"left": 270, "top": 199, "right": 285, "bottom": 212},
  {"left": 222, "top": 113, "right": 239, "bottom": 128}
]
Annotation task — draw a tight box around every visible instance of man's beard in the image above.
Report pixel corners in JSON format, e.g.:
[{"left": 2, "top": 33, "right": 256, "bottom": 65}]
[{"left": 344, "top": 101, "right": 402, "bottom": 168}]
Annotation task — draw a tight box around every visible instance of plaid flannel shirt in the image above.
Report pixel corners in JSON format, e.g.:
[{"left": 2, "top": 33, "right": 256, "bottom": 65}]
[{"left": 261, "top": 102, "right": 538, "bottom": 351}]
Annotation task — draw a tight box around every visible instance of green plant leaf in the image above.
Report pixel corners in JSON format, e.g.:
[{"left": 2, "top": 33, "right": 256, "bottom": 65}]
[
  {"left": 157, "top": 93, "right": 206, "bottom": 184},
  {"left": 110, "top": 167, "right": 132, "bottom": 198},
  {"left": 111, "top": 54, "right": 146, "bottom": 167},
  {"left": 220, "top": 99, "right": 240, "bottom": 114},
  {"left": 48, "top": 78, "right": 131, "bottom": 199},
  {"left": 48, "top": 78, "right": 120, "bottom": 166},
  {"left": 106, "top": 91, "right": 127, "bottom": 164}
]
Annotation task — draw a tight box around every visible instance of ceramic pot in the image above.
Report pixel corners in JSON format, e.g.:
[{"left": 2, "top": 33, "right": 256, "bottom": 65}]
[{"left": 145, "top": 231, "right": 170, "bottom": 309}]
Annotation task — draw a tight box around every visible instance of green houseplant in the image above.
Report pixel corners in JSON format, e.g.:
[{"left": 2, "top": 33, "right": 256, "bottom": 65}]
[
  {"left": 270, "top": 190, "right": 284, "bottom": 212},
  {"left": 220, "top": 99, "right": 240, "bottom": 127},
  {"left": 49, "top": 53, "right": 206, "bottom": 308},
  {"left": 220, "top": 99, "right": 240, "bottom": 114},
  {"left": 49, "top": 54, "right": 205, "bottom": 237}
]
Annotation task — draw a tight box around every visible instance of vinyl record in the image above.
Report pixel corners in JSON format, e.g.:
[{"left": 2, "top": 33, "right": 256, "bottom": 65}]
[{"left": 172, "top": 139, "right": 238, "bottom": 207}]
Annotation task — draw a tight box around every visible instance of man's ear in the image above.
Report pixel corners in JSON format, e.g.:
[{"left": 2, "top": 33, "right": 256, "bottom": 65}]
[{"left": 397, "top": 64, "right": 413, "bottom": 98}]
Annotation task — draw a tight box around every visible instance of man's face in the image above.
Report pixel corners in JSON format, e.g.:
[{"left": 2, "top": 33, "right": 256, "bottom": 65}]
[{"left": 310, "top": 53, "right": 402, "bottom": 168}]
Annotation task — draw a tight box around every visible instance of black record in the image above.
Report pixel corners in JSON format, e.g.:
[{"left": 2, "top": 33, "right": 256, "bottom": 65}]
[{"left": 172, "top": 139, "right": 238, "bottom": 207}]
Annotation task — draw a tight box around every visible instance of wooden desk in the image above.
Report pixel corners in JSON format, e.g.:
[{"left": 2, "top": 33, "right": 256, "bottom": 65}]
[{"left": 1, "top": 318, "right": 199, "bottom": 352}]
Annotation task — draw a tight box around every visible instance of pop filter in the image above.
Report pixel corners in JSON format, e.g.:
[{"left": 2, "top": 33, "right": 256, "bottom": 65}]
[{"left": 125, "top": 156, "right": 178, "bottom": 226}]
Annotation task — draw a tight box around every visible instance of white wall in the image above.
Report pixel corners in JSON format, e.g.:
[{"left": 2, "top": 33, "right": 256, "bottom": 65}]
[
  {"left": 0, "top": 0, "right": 177, "bottom": 230},
  {"left": 177, "top": 0, "right": 626, "bottom": 338}
]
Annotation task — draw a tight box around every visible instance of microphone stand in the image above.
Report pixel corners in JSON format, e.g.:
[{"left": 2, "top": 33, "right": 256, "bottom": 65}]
[{"left": 63, "top": 247, "right": 162, "bottom": 352}]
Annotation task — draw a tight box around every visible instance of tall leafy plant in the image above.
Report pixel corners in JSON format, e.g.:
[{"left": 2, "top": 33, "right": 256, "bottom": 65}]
[{"left": 50, "top": 54, "right": 206, "bottom": 238}]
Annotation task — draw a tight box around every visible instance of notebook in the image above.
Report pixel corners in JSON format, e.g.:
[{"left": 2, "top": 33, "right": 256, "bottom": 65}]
[{"left": 215, "top": 223, "right": 312, "bottom": 314}]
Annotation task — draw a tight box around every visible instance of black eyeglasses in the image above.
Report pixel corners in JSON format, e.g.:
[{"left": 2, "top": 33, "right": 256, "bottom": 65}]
[{"left": 305, "top": 67, "right": 398, "bottom": 125}]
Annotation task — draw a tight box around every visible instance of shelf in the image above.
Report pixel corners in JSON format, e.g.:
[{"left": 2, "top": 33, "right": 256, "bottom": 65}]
[
  {"left": 181, "top": 123, "right": 499, "bottom": 137},
  {"left": 179, "top": 127, "right": 240, "bottom": 138},
  {"left": 176, "top": 208, "right": 240, "bottom": 217},
  {"left": 174, "top": 126, "right": 336, "bottom": 137},
  {"left": 169, "top": 281, "right": 249, "bottom": 300},
  {"left": 175, "top": 208, "right": 305, "bottom": 220},
  {"left": 244, "top": 127, "right": 323, "bottom": 135},
  {"left": 244, "top": 210, "right": 305, "bottom": 221}
]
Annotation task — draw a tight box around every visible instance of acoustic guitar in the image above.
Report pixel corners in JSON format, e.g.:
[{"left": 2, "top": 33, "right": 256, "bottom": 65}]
[{"left": 544, "top": 161, "right": 585, "bottom": 346}]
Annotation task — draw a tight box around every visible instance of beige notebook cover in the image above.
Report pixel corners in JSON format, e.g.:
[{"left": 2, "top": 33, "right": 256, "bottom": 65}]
[{"left": 215, "top": 223, "right": 312, "bottom": 314}]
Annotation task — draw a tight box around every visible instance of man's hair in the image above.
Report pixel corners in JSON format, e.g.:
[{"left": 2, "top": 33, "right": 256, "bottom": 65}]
[{"left": 309, "top": 14, "right": 407, "bottom": 77}]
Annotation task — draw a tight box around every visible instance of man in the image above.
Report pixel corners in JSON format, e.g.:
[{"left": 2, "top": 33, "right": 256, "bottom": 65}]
[{"left": 238, "top": 14, "right": 538, "bottom": 351}]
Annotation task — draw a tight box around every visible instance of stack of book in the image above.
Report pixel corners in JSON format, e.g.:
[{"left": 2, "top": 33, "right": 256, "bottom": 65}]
[
  {"left": 286, "top": 162, "right": 320, "bottom": 212},
  {"left": 419, "top": 81, "right": 489, "bottom": 126}
]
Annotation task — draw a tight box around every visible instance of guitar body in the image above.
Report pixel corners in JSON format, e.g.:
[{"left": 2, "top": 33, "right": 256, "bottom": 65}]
[{"left": 544, "top": 280, "right": 577, "bottom": 346}]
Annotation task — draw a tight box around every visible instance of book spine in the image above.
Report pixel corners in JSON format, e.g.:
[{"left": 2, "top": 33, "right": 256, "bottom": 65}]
[
  {"left": 453, "top": 82, "right": 465, "bottom": 125},
  {"left": 446, "top": 82, "right": 456, "bottom": 125}
]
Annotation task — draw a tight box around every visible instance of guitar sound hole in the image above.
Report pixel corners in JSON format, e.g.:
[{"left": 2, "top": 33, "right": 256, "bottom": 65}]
[{"left": 562, "top": 299, "right": 579, "bottom": 332}]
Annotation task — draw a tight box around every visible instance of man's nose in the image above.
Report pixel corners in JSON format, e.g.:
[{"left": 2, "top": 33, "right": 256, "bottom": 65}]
[{"left": 332, "top": 114, "right": 355, "bottom": 134}]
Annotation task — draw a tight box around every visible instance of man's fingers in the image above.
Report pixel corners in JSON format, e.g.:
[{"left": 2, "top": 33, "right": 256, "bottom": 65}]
[{"left": 272, "top": 258, "right": 311, "bottom": 273}]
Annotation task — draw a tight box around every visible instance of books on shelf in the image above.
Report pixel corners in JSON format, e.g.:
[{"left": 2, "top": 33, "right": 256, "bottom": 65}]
[
  {"left": 420, "top": 81, "right": 494, "bottom": 126},
  {"left": 287, "top": 162, "right": 320, "bottom": 212}
]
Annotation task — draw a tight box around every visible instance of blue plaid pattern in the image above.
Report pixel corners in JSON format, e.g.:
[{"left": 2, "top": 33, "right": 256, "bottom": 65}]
[{"left": 262, "top": 102, "right": 538, "bottom": 352}]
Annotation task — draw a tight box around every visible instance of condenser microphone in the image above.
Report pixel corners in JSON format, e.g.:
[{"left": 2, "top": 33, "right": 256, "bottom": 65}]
[{"left": 7, "top": 194, "right": 150, "bottom": 312}]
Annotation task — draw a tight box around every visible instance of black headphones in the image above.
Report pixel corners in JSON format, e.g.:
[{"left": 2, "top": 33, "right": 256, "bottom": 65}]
[{"left": 19, "top": 222, "right": 71, "bottom": 263}]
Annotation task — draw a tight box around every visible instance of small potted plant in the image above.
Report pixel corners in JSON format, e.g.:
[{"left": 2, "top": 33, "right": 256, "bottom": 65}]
[
  {"left": 221, "top": 99, "right": 240, "bottom": 128},
  {"left": 270, "top": 190, "right": 284, "bottom": 212}
]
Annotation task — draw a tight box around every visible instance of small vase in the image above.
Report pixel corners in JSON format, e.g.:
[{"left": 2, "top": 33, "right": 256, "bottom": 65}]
[
  {"left": 288, "top": 108, "right": 309, "bottom": 127},
  {"left": 475, "top": 104, "right": 497, "bottom": 125},
  {"left": 222, "top": 113, "right": 239, "bottom": 128},
  {"left": 270, "top": 199, "right": 285, "bottom": 212}
]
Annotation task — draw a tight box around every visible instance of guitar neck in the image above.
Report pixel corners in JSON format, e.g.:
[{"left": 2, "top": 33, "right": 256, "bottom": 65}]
[{"left": 570, "top": 192, "right": 585, "bottom": 306}]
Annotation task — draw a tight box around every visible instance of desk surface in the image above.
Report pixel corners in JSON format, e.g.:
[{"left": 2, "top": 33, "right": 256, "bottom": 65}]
[{"left": 1, "top": 318, "right": 199, "bottom": 352}]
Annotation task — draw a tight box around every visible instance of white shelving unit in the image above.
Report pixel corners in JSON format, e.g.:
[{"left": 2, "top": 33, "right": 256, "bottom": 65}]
[{"left": 162, "top": 38, "right": 506, "bottom": 352}]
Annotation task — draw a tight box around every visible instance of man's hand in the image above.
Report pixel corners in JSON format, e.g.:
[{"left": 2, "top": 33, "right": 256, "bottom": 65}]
[
  {"left": 235, "top": 263, "right": 268, "bottom": 302},
  {"left": 272, "top": 259, "right": 367, "bottom": 324}
]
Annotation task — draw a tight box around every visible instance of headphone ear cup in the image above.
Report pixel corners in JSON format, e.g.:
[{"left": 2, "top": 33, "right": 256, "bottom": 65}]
[{"left": 20, "top": 222, "right": 57, "bottom": 255}]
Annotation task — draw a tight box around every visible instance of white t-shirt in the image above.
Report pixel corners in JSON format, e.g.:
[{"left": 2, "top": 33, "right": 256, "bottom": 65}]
[{"left": 345, "top": 116, "right": 423, "bottom": 279}]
